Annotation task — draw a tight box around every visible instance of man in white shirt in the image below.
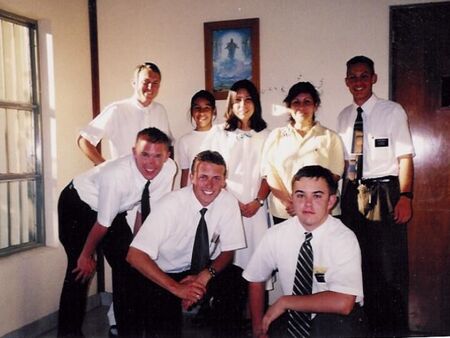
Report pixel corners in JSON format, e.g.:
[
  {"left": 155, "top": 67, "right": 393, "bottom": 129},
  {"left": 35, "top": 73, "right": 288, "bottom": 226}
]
[
  {"left": 77, "top": 63, "right": 173, "bottom": 334},
  {"left": 57, "top": 128, "right": 176, "bottom": 337},
  {"left": 127, "top": 150, "right": 246, "bottom": 337},
  {"left": 337, "top": 55, "right": 414, "bottom": 336},
  {"left": 243, "top": 165, "right": 365, "bottom": 338},
  {"left": 77, "top": 62, "right": 172, "bottom": 164}
]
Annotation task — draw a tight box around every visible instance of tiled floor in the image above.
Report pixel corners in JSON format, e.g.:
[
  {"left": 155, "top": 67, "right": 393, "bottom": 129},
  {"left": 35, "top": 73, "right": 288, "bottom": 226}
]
[
  {"left": 37, "top": 306, "right": 110, "bottom": 338},
  {"left": 37, "top": 306, "right": 251, "bottom": 338}
]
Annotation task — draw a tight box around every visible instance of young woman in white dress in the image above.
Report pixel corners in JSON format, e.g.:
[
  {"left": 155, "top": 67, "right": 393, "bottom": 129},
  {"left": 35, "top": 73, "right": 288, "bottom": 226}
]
[
  {"left": 176, "top": 90, "right": 225, "bottom": 187},
  {"left": 223, "top": 79, "right": 270, "bottom": 270},
  {"left": 216, "top": 80, "right": 271, "bottom": 328}
]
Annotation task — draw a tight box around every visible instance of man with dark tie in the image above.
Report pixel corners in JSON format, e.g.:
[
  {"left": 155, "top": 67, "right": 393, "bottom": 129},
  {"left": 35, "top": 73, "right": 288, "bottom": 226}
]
[
  {"left": 337, "top": 55, "right": 415, "bottom": 336},
  {"left": 57, "top": 127, "right": 176, "bottom": 337},
  {"left": 127, "top": 150, "right": 245, "bottom": 337},
  {"left": 243, "top": 165, "right": 365, "bottom": 338}
]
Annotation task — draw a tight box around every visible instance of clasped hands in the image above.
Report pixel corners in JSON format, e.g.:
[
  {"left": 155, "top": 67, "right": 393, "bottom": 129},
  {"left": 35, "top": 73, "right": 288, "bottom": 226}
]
[{"left": 177, "top": 272, "right": 210, "bottom": 310}]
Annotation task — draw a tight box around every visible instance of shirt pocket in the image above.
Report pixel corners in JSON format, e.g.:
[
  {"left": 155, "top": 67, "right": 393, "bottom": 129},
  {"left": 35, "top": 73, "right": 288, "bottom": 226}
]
[{"left": 368, "top": 134, "right": 393, "bottom": 162}]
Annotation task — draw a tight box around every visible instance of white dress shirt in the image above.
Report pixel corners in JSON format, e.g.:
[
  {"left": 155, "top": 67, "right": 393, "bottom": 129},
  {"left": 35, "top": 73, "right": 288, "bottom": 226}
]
[
  {"left": 73, "top": 155, "right": 176, "bottom": 228},
  {"left": 131, "top": 186, "right": 245, "bottom": 273},
  {"left": 243, "top": 215, "right": 363, "bottom": 312},
  {"left": 79, "top": 97, "right": 173, "bottom": 159},
  {"left": 337, "top": 94, "right": 415, "bottom": 179}
]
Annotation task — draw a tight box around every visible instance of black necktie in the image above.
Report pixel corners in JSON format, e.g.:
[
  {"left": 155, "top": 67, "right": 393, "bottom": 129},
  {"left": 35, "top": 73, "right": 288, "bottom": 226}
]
[
  {"left": 190, "top": 208, "right": 209, "bottom": 274},
  {"left": 351, "top": 106, "right": 364, "bottom": 180},
  {"left": 141, "top": 180, "right": 151, "bottom": 222},
  {"left": 288, "top": 232, "right": 313, "bottom": 338}
]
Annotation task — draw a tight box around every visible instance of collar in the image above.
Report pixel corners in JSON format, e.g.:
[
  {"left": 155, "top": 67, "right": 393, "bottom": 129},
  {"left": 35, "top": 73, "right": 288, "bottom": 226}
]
[
  {"left": 131, "top": 96, "right": 154, "bottom": 110},
  {"left": 188, "top": 185, "right": 224, "bottom": 212},
  {"left": 286, "top": 121, "right": 322, "bottom": 138},
  {"left": 294, "top": 214, "right": 330, "bottom": 239},
  {"left": 129, "top": 155, "right": 148, "bottom": 189},
  {"left": 353, "top": 94, "right": 378, "bottom": 115}
]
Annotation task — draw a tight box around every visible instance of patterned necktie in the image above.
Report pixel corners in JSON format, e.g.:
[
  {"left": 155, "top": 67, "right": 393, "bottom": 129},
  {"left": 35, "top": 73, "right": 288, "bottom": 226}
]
[
  {"left": 349, "top": 106, "right": 364, "bottom": 181},
  {"left": 352, "top": 107, "right": 364, "bottom": 180},
  {"left": 141, "top": 180, "right": 151, "bottom": 222},
  {"left": 288, "top": 232, "right": 313, "bottom": 338},
  {"left": 190, "top": 208, "right": 209, "bottom": 274}
]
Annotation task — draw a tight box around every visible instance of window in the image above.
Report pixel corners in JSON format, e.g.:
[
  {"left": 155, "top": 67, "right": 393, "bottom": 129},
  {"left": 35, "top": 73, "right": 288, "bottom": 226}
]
[{"left": 0, "top": 10, "right": 44, "bottom": 255}]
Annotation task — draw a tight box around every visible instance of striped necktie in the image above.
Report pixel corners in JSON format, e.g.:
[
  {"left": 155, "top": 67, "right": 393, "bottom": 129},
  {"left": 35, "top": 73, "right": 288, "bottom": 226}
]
[{"left": 288, "top": 232, "right": 313, "bottom": 338}]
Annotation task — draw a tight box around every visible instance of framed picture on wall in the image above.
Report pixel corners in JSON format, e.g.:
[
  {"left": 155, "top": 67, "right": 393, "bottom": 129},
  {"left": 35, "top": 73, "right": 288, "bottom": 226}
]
[{"left": 204, "top": 18, "right": 260, "bottom": 100}]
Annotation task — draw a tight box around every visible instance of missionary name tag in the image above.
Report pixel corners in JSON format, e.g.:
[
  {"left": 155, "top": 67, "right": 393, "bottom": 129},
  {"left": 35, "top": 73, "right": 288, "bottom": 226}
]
[{"left": 374, "top": 138, "right": 389, "bottom": 147}]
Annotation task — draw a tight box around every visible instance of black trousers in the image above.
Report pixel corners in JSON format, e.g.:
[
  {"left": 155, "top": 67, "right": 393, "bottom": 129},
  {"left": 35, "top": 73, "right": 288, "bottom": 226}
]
[
  {"left": 102, "top": 214, "right": 142, "bottom": 337},
  {"left": 139, "top": 264, "right": 246, "bottom": 338},
  {"left": 269, "top": 304, "right": 367, "bottom": 338},
  {"left": 57, "top": 182, "right": 139, "bottom": 337},
  {"left": 341, "top": 177, "right": 409, "bottom": 337}
]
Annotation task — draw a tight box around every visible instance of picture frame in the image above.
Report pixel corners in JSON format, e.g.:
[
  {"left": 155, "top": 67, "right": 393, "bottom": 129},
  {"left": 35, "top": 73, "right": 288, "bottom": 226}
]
[{"left": 204, "top": 18, "right": 260, "bottom": 100}]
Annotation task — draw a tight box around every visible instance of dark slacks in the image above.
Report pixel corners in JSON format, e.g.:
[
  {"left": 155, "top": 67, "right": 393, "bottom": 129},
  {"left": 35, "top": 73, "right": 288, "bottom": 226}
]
[
  {"left": 341, "top": 177, "right": 409, "bottom": 337},
  {"left": 102, "top": 215, "right": 142, "bottom": 337},
  {"left": 139, "top": 264, "right": 246, "bottom": 338},
  {"left": 269, "top": 304, "right": 367, "bottom": 338},
  {"left": 140, "top": 271, "right": 189, "bottom": 338},
  {"left": 57, "top": 182, "right": 138, "bottom": 337}
]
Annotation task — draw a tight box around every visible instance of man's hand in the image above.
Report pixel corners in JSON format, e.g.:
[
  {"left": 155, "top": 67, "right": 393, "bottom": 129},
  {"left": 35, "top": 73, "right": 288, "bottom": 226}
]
[
  {"left": 394, "top": 196, "right": 412, "bottom": 224},
  {"left": 176, "top": 275, "right": 207, "bottom": 310},
  {"left": 240, "top": 200, "right": 261, "bottom": 218},
  {"left": 285, "top": 201, "right": 295, "bottom": 217},
  {"left": 262, "top": 297, "right": 286, "bottom": 334},
  {"left": 73, "top": 254, "right": 96, "bottom": 283}
]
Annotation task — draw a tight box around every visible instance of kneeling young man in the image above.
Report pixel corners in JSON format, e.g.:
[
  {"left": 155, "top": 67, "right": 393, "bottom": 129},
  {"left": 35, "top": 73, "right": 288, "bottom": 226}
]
[
  {"left": 127, "top": 150, "right": 245, "bottom": 337},
  {"left": 243, "top": 165, "right": 365, "bottom": 338}
]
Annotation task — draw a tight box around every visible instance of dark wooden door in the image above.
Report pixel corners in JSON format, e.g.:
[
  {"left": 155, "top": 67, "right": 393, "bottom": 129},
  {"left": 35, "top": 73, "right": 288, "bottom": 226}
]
[{"left": 391, "top": 2, "right": 450, "bottom": 335}]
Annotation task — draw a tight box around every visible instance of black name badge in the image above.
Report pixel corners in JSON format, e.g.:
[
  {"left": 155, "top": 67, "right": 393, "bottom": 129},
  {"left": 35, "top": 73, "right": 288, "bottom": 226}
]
[
  {"left": 375, "top": 138, "right": 389, "bottom": 147},
  {"left": 315, "top": 272, "right": 325, "bottom": 283}
]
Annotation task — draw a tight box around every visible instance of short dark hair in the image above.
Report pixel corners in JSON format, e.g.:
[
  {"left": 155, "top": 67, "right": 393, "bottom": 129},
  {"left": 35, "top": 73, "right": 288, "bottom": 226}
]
[
  {"left": 224, "top": 79, "right": 267, "bottom": 132},
  {"left": 291, "top": 165, "right": 337, "bottom": 195},
  {"left": 134, "top": 62, "right": 162, "bottom": 80},
  {"left": 136, "top": 127, "right": 171, "bottom": 150},
  {"left": 191, "top": 150, "right": 227, "bottom": 177},
  {"left": 284, "top": 81, "right": 321, "bottom": 107},
  {"left": 346, "top": 56, "right": 375, "bottom": 74},
  {"left": 284, "top": 81, "right": 321, "bottom": 123},
  {"left": 190, "top": 90, "right": 216, "bottom": 121}
]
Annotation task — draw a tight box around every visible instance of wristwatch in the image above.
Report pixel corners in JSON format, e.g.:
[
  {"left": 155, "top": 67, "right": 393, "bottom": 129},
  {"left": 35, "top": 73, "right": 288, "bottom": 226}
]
[
  {"left": 400, "top": 192, "right": 414, "bottom": 199},
  {"left": 255, "top": 198, "right": 264, "bottom": 207},
  {"left": 208, "top": 266, "right": 217, "bottom": 278}
]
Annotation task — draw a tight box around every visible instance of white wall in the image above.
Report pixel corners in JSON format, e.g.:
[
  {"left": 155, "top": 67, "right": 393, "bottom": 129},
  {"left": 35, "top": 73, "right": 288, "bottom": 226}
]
[
  {"left": 0, "top": 0, "right": 443, "bottom": 335},
  {"left": 0, "top": 0, "right": 92, "bottom": 335},
  {"left": 96, "top": 0, "right": 435, "bottom": 140}
]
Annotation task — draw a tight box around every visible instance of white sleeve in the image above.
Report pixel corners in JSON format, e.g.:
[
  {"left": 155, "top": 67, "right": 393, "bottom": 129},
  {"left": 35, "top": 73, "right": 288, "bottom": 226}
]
[
  {"left": 242, "top": 231, "right": 276, "bottom": 282},
  {"left": 79, "top": 104, "right": 116, "bottom": 146}
]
